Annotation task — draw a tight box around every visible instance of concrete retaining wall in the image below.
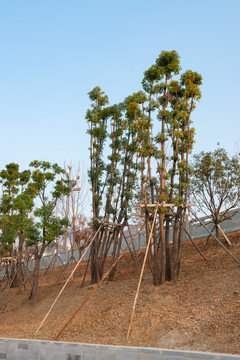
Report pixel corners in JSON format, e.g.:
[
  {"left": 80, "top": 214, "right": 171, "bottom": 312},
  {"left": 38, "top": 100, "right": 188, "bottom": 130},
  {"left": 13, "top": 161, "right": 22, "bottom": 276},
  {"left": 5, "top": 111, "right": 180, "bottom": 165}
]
[{"left": 0, "top": 338, "right": 239, "bottom": 360}]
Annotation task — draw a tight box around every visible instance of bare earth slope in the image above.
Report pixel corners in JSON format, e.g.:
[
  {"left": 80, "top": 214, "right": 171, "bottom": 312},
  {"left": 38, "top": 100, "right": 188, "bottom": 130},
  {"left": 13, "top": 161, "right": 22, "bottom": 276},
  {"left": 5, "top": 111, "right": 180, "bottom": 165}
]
[{"left": 0, "top": 233, "right": 239, "bottom": 355}]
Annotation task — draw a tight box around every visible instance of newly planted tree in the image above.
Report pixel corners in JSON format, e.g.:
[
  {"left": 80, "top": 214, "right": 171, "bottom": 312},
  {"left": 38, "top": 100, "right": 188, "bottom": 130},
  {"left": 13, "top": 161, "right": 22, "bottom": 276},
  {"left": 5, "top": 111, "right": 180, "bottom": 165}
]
[
  {"left": 26, "top": 161, "right": 70, "bottom": 305},
  {"left": 0, "top": 163, "right": 33, "bottom": 287},
  {"left": 87, "top": 88, "right": 140, "bottom": 283},
  {"left": 160, "top": 69, "right": 203, "bottom": 282},
  {"left": 86, "top": 51, "right": 202, "bottom": 286},
  {"left": 86, "top": 87, "right": 109, "bottom": 283},
  {"left": 191, "top": 148, "right": 240, "bottom": 241},
  {"left": 137, "top": 51, "right": 202, "bottom": 284}
]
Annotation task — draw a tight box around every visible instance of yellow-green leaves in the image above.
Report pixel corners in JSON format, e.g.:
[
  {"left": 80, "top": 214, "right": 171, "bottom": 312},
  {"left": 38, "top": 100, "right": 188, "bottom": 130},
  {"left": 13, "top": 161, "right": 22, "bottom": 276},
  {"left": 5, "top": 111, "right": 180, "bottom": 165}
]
[{"left": 156, "top": 50, "right": 181, "bottom": 77}]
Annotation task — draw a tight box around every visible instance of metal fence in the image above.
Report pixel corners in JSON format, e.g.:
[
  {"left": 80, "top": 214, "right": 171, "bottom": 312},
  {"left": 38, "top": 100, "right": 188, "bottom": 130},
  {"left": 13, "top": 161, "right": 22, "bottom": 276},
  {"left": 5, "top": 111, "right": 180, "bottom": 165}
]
[
  {"left": 1, "top": 208, "right": 240, "bottom": 278},
  {"left": 190, "top": 208, "right": 240, "bottom": 239},
  {"left": 38, "top": 208, "right": 240, "bottom": 272}
]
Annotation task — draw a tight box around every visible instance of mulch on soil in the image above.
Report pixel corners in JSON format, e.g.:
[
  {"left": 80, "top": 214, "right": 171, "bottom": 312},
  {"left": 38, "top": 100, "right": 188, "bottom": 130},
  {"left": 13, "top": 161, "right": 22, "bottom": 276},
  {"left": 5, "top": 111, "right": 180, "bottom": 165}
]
[{"left": 0, "top": 232, "right": 239, "bottom": 354}]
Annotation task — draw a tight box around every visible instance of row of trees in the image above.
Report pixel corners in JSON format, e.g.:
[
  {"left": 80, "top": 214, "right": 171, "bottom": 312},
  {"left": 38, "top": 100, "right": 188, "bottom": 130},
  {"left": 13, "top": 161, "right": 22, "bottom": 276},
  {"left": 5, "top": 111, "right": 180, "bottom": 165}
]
[
  {"left": 1, "top": 50, "right": 239, "bottom": 307},
  {"left": 87, "top": 50, "right": 204, "bottom": 285},
  {"left": 0, "top": 161, "right": 71, "bottom": 304},
  {"left": 87, "top": 50, "right": 240, "bottom": 286}
]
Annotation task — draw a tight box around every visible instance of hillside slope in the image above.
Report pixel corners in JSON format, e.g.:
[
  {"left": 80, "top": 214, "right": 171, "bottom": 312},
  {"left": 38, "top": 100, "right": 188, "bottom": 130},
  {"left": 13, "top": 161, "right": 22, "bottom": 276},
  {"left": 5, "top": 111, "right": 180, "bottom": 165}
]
[{"left": 0, "top": 233, "right": 239, "bottom": 354}]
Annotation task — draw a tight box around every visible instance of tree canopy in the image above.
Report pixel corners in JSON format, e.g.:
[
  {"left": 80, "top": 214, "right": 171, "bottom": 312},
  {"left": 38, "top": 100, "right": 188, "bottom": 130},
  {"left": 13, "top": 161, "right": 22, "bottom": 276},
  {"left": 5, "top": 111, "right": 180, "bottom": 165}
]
[
  {"left": 0, "top": 161, "right": 71, "bottom": 305},
  {"left": 191, "top": 148, "right": 240, "bottom": 239},
  {"left": 86, "top": 50, "right": 203, "bottom": 285}
]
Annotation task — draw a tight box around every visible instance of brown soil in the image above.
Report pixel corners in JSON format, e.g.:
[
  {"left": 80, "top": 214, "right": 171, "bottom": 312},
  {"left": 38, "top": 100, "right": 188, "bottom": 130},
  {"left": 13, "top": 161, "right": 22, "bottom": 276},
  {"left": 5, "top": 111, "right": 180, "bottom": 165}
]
[{"left": 0, "top": 233, "right": 239, "bottom": 355}]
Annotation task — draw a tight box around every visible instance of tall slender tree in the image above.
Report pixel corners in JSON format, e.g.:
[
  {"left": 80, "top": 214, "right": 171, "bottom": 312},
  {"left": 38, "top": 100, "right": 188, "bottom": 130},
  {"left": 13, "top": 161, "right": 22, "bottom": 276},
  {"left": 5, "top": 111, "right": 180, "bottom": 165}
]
[
  {"left": 191, "top": 148, "right": 240, "bottom": 241},
  {"left": 26, "top": 161, "right": 69, "bottom": 305},
  {"left": 86, "top": 89, "right": 141, "bottom": 283},
  {"left": 0, "top": 163, "right": 33, "bottom": 287},
  {"left": 87, "top": 51, "right": 202, "bottom": 286}
]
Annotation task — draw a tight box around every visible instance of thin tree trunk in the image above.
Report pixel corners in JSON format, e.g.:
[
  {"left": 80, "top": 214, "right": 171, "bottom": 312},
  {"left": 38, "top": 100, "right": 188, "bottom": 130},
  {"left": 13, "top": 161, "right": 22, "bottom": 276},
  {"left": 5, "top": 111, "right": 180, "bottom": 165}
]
[
  {"left": 13, "top": 233, "right": 24, "bottom": 288},
  {"left": 165, "top": 217, "right": 172, "bottom": 281},
  {"left": 160, "top": 212, "right": 166, "bottom": 284},
  {"left": 29, "top": 256, "right": 41, "bottom": 306}
]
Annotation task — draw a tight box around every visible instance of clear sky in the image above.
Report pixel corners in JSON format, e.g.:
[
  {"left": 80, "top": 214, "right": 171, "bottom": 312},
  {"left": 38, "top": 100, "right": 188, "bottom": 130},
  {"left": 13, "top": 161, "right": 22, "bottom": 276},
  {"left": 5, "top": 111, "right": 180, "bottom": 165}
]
[{"left": 0, "top": 0, "right": 240, "bottom": 206}]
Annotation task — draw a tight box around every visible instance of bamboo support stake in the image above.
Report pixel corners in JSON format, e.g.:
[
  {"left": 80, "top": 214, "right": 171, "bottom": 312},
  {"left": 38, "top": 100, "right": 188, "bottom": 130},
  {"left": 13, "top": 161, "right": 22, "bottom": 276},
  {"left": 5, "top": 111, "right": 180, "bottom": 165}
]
[
  {"left": 136, "top": 203, "right": 195, "bottom": 208},
  {"left": 127, "top": 201, "right": 162, "bottom": 339},
  {"left": 204, "top": 225, "right": 216, "bottom": 247},
  {"left": 217, "top": 224, "right": 232, "bottom": 246},
  {"left": 1, "top": 266, "right": 32, "bottom": 313},
  {"left": 81, "top": 246, "right": 92, "bottom": 287},
  {"left": 54, "top": 224, "right": 145, "bottom": 341},
  {"left": 183, "top": 228, "right": 207, "bottom": 261},
  {"left": 136, "top": 203, "right": 174, "bottom": 208},
  {"left": 122, "top": 234, "right": 140, "bottom": 272},
  {"left": 35, "top": 223, "right": 104, "bottom": 334},
  {"left": 168, "top": 184, "right": 239, "bottom": 264},
  {"left": 124, "top": 224, "right": 143, "bottom": 273}
]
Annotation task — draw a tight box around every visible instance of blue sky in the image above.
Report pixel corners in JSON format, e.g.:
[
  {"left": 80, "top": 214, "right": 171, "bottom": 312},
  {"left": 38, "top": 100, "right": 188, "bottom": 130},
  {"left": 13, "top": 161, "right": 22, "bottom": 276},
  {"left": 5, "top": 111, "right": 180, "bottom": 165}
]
[{"left": 0, "top": 0, "right": 240, "bottom": 204}]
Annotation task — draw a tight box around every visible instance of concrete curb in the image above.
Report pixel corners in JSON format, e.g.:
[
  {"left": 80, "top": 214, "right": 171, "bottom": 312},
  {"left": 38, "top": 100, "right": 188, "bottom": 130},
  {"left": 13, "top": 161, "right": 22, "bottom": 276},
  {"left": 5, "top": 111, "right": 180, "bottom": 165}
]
[{"left": 0, "top": 338, "right": 239, "bottom": 360}]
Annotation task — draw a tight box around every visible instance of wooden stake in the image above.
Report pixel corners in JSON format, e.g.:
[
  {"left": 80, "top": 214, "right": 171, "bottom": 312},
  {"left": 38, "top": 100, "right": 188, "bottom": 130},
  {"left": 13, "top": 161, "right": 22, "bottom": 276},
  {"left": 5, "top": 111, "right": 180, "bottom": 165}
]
[
  {"left": 81, "top": 246, "right": 92, "bottom": 287},
  {"left": 127, "top": 223, "right": 144, "bottom": 268},
  {"left": 35, "top": 223, "right": 104, "bottom": 334},
  {"left": 54, "top": 224, "right": 145, "bottom": 341},
  {"left": 136, "top": 203, "right": 195, "bottom": 208},
  {"left": 204, "top": 225, "right": 215, "bottom": 247},
  {"left": 122, "top": 233, "right": 140, "bottom": 272},
  {"left": 0, "top": 267, "right": 33, "bottom": 313},
  {"left": 189, "top": 208, "right": 240, "bottom": 265},
  {"left": 217, "top": 224, "right": 232, "bottom": 246},
  {"left": 183, "top": 228, "right": 207, "bottom": 261},
  {"left": 127, "top": 201, "right": 162, "bottom": 338}
]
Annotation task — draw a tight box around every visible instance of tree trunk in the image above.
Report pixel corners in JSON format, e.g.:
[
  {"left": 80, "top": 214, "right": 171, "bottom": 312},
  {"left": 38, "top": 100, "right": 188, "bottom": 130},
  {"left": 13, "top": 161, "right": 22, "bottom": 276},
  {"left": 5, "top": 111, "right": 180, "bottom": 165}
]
[
  {"left": 159, "top": 212, "right": 166, "bottom": 284},
  {"left": 12, "top": 233, "right": 24, "bottom": 288},
  {"left": 29, "top": 256, "right": 41, "bottom": 306},
  {"left": 90, "top": 234, "right": 101, "bottom": 284},
  {"left": 215, "top": 222, "right": 219, "bottom": 241},
  {"left": 165, "top": 216, "right": 172, "bottom": 281},
  {"left": 108, "top": 230, "right": 122, "bottom": 281},
  {"left": 0, "top": 282, "right": 2, "bottom": 310}
]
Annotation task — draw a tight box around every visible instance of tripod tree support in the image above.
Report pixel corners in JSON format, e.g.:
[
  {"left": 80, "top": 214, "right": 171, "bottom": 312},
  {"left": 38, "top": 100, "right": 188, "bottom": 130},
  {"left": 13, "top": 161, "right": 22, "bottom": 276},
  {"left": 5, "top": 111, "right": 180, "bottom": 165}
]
[{"left": 189, "top": 208, "right": 240, "bottom": 265}]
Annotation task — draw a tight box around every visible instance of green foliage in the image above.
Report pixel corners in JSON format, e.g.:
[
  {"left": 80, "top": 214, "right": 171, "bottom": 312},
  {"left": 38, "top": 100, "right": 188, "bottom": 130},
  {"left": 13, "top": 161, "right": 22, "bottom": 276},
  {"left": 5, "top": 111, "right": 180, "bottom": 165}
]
[
  {"left": 173, "top": 196, "right": 184, "bottom": 206},
  {"left": 181, "top": 70, "right": 202, "bottom": 100},
  {"left": 86, "top": 51, "right": 203, "bottom": 226},
  {"left": 26, "top": 203, "right": 68, "bottom": 247},
  {"left": 88, "top": 86, "right": 109, "bottom": 107},
  {"left": 86, "top": 51, "right": 203, "bottom": 284},
  {"left": 27, "top": 161, "right": 70, "bottom": 245},
  {"left": 156, "top": 50, "right": 181, "bottom": 77},
  {"left": 0, "top": 163, "right": 35, "bottom": 254},
  {"left": 29, "top": 160, "right": 69, "bottom": 201},
  {"left": 191, "top": 148, "right": 240, "bottom": 222},
  {"left": 0, "top": 161, "right": 71, "bottom": 258}
]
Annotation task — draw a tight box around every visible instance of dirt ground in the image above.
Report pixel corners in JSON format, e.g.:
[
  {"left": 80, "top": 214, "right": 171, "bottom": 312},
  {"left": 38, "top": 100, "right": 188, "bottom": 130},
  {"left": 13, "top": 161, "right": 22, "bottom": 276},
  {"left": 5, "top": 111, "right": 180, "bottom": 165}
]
[{"left": 0, "top": 232, "right": 239, "bottom": 355}]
